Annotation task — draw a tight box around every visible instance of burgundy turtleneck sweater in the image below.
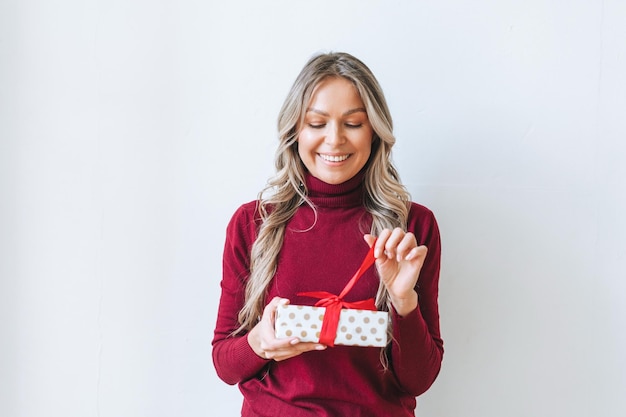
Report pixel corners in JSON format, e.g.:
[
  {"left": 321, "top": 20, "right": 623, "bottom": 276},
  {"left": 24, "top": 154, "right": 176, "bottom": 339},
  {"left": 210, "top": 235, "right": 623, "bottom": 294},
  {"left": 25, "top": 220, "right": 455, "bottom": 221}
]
[{"left": 212, "top": 172, "right": 443, "bottom": 417}]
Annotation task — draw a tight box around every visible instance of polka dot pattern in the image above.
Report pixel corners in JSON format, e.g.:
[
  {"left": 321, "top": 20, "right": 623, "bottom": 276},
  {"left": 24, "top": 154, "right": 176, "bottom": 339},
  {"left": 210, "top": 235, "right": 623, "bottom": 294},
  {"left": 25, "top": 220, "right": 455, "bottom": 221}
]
[{"left": 275, "top": 305, "right": 389, "bottom": 347}]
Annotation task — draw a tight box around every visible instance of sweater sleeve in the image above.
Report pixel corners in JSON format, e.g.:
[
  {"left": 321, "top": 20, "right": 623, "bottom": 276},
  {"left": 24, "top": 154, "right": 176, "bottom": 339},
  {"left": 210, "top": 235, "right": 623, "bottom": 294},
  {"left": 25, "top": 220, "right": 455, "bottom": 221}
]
[
  {"left": 388, "top": 204, "right": 444, "bottom": 396},
  {"left": 211, "top": 203, "right": 270, "bottom": 385}
]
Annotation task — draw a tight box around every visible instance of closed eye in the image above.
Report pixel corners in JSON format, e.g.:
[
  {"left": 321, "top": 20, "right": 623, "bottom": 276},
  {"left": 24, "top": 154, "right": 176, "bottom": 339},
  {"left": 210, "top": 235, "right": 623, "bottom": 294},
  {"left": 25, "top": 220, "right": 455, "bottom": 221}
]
[
  {"left": 345, "top": 123, "right": 362, "bottom": 128},
  {"left": 308, "top": 123, "right": 326, "bottom": 129}
]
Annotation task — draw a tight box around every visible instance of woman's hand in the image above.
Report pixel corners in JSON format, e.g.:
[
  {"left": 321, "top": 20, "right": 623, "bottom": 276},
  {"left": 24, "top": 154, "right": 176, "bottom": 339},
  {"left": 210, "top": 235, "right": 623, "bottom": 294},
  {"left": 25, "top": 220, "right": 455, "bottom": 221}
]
[
  {"left": 247, "top": 297, "right": 327, "bottom": 361},
  {"left": 364, "top": 229, "right": 428, "bottom": 317}
]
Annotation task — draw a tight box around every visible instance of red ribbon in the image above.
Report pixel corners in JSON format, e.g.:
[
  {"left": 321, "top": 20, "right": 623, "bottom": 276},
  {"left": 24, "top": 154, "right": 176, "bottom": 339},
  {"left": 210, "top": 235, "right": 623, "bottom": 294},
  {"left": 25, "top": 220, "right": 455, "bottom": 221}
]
[{"left": 298, "top": 242, "right": 377, "bottom": 347}]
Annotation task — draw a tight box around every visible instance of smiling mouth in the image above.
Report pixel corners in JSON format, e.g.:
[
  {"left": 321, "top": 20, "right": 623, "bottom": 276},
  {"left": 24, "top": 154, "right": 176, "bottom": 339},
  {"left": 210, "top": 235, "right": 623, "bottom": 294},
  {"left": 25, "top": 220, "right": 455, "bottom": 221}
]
[{"left": 319, "top": 154, "right": 350, "bottom": 162}]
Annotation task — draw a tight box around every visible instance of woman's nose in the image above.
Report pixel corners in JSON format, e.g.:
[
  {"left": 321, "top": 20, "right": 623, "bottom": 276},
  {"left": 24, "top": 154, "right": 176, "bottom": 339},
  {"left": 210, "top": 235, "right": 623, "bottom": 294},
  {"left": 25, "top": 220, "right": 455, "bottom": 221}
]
[{"left": 324, "top": 123, "right": 345, "bottom": 145}]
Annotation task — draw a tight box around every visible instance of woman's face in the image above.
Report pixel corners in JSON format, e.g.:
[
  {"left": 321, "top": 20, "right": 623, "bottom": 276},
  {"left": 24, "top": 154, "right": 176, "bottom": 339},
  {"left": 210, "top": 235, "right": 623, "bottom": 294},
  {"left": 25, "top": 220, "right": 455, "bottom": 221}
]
[{"left": 297, "top": 77, "right": 374, "bottom": 185}]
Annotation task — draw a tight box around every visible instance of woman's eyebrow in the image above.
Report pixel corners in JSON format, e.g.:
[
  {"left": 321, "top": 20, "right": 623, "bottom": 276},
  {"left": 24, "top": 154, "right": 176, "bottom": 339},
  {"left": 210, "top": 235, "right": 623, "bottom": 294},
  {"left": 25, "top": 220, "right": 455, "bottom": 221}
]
[{"left": 306, "top": 107, "right": 367, "bottom": 116}]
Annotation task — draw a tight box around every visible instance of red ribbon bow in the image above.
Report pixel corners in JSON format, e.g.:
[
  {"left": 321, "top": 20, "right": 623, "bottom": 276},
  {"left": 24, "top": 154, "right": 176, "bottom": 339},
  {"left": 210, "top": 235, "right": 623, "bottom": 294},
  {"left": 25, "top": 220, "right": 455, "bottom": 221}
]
[{"left": 298, "top": 242, "right": 377, "bottom": 347}]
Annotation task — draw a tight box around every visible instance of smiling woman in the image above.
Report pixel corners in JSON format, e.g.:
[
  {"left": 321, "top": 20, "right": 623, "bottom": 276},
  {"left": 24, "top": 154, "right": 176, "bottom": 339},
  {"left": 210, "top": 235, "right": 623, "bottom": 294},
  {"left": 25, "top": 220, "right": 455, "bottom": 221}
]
[
  {"left": 298, "top": 77, "right": 373, "bottom": 185},
  {"left": 211, "top": 52, "right": 443, "bottom": 417}
]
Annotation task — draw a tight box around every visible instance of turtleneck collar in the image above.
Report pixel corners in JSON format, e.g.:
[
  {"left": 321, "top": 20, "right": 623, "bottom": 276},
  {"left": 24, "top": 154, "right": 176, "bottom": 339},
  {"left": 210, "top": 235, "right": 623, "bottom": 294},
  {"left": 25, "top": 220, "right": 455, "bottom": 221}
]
[{"left": 305, "top": 169, "right": 366, "bottom": 208}]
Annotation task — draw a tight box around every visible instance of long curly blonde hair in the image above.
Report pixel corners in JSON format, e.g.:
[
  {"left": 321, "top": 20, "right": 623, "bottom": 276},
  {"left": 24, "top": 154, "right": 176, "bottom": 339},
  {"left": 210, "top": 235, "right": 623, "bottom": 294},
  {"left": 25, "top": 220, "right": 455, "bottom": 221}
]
[{"left": 236, "top": 52, "right": 411, "bottom": 333}]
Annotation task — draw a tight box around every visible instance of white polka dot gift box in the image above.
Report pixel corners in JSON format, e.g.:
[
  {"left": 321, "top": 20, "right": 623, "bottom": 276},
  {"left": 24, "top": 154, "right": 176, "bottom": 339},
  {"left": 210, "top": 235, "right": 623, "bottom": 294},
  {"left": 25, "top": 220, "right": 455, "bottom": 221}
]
[{"left": 275, "top": 304, "right": 389, "bottom": 347}]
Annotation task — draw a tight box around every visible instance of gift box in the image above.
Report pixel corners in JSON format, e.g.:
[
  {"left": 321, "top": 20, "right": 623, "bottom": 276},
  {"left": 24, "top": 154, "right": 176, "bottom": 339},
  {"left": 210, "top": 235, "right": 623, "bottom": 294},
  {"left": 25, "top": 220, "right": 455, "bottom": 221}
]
[
  {"left": 274, "top": 241, "right": 389, "bottom": 348},
  {"left": 275, "top": 304, "right": 389, "bottom": 347}
]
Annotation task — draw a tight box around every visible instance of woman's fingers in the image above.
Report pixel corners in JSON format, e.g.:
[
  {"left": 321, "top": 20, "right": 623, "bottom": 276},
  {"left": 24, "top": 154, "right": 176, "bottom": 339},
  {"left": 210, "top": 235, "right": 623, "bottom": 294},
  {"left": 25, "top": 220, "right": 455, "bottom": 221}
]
[
  {"left": 406, "top": 245, "right": 428, "bottom": 262},
  {"left": 261, "top": 337, "right": 327, "bottom": 361},
  {"left": 365, "top": 229, "right": 428, "bottom": 289},
  {"left": 371, "top": 229, "right": 392, "bottom": 259},
  {"left": 253, "top": 296, "right": 327, "bottom": 361},
  {"left": 390, "top": 230, "right": 417, "bottom": 261},
  {"left": 264, "top": 341, "right": 326, "bottom": 362},
  {"left": 368, "top": 228, "right": 418, "bottom": 261}
]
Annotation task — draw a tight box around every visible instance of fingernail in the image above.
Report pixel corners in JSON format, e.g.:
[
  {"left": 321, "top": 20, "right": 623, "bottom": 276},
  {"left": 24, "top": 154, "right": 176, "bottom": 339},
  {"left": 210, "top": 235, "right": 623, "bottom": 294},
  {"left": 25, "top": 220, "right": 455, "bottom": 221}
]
[
  {"left": 290, "top": 339, "right": 300, "bottom": 345},
  {"left": 315, "top": 345, "right": 327, "bottom": 350}
]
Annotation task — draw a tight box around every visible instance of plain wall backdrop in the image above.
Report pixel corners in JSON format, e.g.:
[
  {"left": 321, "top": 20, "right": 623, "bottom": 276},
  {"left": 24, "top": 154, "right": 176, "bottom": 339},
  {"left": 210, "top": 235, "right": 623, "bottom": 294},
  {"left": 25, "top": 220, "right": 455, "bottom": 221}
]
[{"left": 1, "top": 1, "right": 625, "bottom": 416}]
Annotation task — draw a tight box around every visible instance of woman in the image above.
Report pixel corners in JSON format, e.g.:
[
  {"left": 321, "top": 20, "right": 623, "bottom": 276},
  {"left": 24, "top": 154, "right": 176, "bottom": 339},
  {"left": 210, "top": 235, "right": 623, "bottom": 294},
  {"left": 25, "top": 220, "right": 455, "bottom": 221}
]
[{"left": 212, "top": 52, "right": 443, "bottom": 417}]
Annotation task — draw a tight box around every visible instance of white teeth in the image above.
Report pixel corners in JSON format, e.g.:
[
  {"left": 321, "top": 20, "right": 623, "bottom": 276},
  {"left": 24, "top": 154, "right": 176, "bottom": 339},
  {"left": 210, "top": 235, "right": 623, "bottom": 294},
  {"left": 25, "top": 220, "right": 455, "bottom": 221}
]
[{"left": 320, "top": 154, "right": 349, "bottom": 162}]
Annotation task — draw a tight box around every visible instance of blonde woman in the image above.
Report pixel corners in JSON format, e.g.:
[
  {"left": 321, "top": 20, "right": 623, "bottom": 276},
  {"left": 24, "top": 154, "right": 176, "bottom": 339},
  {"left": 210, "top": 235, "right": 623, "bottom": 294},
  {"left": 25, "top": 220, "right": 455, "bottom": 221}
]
[{"left": 212, "top": 52, "right": 443, "bottom": 417}]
